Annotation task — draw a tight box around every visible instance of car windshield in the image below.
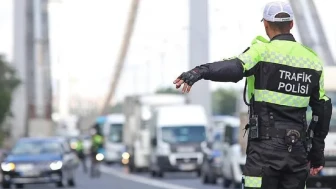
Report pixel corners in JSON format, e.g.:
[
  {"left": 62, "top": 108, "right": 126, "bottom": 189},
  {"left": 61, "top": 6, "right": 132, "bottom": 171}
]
[
  {"left": 11, "top": 140, "right": 62, "bottom": 155},
  {"left": 108, "top": 124, "right": 123, "bottom": 143},
  {"left": 161, "top": 126, "right": 206, "bottom": 144},
  {"left": 307, "top": 91, "right": 336, "bottom": 131}
]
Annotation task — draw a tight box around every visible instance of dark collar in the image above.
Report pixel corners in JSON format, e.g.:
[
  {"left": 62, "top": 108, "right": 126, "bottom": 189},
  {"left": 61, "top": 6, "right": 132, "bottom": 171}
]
[{"left": 270, "top": 33, "right": 296, "bottom": 42}]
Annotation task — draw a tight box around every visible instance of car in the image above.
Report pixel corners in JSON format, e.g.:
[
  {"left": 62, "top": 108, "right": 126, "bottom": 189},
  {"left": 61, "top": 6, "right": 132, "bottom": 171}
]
[
  {"left": 1, "top": 137, "right": 78, "bottom": 188},
  {"left": 200, "top": 140, "right": 223, "bottom": 185},
  {"left": 221, "top": 123, "right": 246, "bottom": 188}
]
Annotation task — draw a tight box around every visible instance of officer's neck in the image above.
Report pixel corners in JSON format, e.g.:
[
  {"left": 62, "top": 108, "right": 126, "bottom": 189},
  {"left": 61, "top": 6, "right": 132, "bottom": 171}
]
[{"left": 268, "top": 31, "right": 290, "bottom": 40}]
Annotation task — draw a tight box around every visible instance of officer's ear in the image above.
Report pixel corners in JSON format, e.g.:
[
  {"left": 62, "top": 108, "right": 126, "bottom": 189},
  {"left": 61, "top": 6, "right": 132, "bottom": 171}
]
[
  {"left": 289, "top": 21, "right": 294, "bottom": 30},
  {"left": 263, "top": 20, "right": 269, "bottom": 29}
]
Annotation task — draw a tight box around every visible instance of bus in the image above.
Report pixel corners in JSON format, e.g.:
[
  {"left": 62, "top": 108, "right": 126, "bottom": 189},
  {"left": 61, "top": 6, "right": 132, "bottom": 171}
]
[{"left": 102, "top": 114, "right": 125, "bottom": 164}]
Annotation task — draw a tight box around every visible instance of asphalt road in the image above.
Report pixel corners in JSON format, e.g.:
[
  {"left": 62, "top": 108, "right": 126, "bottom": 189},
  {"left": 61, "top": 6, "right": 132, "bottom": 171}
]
[
  {"left": 3, "top": 164, "right": 325, "bottom": 189},
  {"left": 15, "top": 164, "right": 229, "bottom": 189}
]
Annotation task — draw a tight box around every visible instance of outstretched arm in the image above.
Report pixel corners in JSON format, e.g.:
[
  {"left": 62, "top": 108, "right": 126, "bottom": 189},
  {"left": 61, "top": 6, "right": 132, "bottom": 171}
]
[{"left": 174, "top": 45, "right": 262, "bottom": 93}]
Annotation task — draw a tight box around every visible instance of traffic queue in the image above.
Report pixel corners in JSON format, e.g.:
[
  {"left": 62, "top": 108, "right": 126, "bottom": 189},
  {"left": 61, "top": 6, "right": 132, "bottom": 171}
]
[{"left": 1, "top": 108, "right": 335, "bottom": 189}]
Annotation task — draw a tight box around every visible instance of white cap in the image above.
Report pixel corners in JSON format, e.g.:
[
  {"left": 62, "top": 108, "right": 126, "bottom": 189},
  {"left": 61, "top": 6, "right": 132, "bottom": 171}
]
[{"left": 262, "top": 1, "right": 294, "bottom": 22}]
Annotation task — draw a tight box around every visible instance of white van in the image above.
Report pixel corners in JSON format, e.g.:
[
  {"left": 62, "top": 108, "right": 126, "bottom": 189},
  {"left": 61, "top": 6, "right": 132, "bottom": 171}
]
[
  {"left": 103, "top": 114, "right": 125, "bottom": 164},
  {"left": 149, "top": 105, "right": 208, "bottom": 177},
  {"left": 221, "top": 122, "right": 245, "bottom": 188}
]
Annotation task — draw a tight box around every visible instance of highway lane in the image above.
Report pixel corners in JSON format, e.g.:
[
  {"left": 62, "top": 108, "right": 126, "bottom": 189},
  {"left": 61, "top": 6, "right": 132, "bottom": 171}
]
[
  {"left": 11, "top": 166, "right": 182, "bottom": 189},
  {"left": 101, "top": 164, "right": 227, "bottom": 189},
  {"left": 133, "top": 171, "right": 224, "bottom": 189},
  {"left": 12, "top": 164, "right": 230, "bottom": 189}
]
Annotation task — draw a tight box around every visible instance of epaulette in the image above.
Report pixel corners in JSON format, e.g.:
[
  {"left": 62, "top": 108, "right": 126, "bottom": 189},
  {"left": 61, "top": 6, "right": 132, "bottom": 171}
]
[
  {"left": 222, "top": 56, "right": 237, "bottom": 61},
  {"left": 251, "top": 36, "right": 269, "bottom": 45}
]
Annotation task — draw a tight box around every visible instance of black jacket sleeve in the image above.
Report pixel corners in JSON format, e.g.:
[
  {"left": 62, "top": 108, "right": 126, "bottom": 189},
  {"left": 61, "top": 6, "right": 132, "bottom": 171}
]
[
  {"left": 193, "top": 45, "right": 262, "bottom": 82},
  {"left": 195, "top": 58, "right": 245, "bottom": 83},
  {"left": 308, "top": 72, "right": 333, "bottom": 167}
]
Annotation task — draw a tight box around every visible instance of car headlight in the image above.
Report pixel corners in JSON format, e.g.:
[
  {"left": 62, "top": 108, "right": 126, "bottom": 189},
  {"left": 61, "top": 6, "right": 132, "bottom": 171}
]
[
  {"left": 122, "top": 152, "right": 130, "bottom": 160},
  {"left": 96, "top": 153, "right": 104, "bottom": 161},
  {"left": 50, "top": 161, "right": 63, "bottom": 170},
  {"left": 1, "top": 162, "right": 15, "bottom": 172}
]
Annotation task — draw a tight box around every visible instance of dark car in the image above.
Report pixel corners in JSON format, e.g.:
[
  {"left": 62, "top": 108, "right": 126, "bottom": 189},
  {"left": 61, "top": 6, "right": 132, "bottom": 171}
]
[{"left": 1, "top": 137, "right": 77, "bottom": 188}]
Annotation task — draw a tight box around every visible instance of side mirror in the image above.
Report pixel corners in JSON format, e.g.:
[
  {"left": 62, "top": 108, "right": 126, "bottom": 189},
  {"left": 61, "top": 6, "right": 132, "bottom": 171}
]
[{"left": 151, "top": 138, "right": 157, "bottom": 146}]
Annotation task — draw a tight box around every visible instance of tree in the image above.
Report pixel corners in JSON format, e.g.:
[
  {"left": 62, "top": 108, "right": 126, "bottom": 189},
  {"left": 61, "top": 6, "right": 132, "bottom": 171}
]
[
  {"left": 0, "top": 55, "right": 20, "bottom": 126},
  {"left": 155, "top": 87, "right": 182, "bottom": 94},
  {"left": 212, "top": 88, "right": 238, "bottom": 115},
  {"left": 155, "top": 87, "right": 238, "bottom": 115},
  {"left": 107, "top": 102, "right": 123, "bottom": 114}
]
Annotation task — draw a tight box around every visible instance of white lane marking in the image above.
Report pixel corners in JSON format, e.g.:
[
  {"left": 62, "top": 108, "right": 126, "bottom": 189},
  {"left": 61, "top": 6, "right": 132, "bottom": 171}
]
[{"left": 100, "top": 166, "right": 197, "bottom": 189}]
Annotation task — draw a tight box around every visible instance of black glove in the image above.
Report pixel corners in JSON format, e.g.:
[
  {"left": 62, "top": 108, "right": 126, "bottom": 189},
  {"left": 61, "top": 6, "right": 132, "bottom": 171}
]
[
  {"left": 177, "top": 68, "right": 203, "bottom": 86},
  {"left": 308, "top": 137, "right": 325, "bottom": 168}
]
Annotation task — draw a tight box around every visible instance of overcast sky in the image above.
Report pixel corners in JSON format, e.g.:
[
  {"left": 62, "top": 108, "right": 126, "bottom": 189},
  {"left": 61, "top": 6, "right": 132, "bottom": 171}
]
[{"left": 0, "top": 0, "right": 335, "bottom": 104}]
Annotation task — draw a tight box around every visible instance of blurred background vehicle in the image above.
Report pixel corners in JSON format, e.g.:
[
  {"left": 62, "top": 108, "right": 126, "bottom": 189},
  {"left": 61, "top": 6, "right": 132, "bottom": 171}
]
[
  {"left": 221, "top": 122, "right": 245, "bottom": 189},
  {"left": 149, "top": 104, "right": 208, "bottom": 178},
  {"left": 200, "top": 133, "right": 223, "bottom": 185},
  {"left": 102, "top": 114, "right": 125, "bottom": 165},
  {"left": 123, "top": 94, "right": 187, "bottom": 172},
  {"left": 1, "top": 137, "right": 77, "bottom": 188}
]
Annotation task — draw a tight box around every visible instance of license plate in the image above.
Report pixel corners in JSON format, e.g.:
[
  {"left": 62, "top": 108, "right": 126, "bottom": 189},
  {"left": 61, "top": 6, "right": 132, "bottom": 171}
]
[
  {"left": 321, "top": 168, "right": 336, "bottom": 176},
  {"left": 16, "top": 164, "right": 34, "bottom": 171},
  {"left": 21, "top": 171, "right": 40, "bottom": 177},
  {"left": 179, "top": 164, "right": 195, "bottom": 171}
]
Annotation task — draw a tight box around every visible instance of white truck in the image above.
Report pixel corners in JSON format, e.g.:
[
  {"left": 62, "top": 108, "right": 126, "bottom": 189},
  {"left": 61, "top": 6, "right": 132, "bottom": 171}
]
[
  {"left": 149, "top": 104, "right": 208, "bottom": 178},
  {"left": 123, "top": 94, "right": 187, "bottom": 172},
  {"left": 306, "top": 66, "right": 336, "bottom": 189},
  {"left": 55, "top": 115, "right": 80, "bottom": 138},
  {"left": 102, "top": 114, "right": 125, "bottom": 164}
]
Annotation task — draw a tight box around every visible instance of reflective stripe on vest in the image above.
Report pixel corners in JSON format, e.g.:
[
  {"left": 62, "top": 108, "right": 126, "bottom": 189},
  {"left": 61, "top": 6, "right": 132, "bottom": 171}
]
[
  {"left": 93, "top": 135, "right": 103, "bottom": 144},
  {"left": 244, "top": 176, "right": 262, "bottom": 188},
  {"left": 254, "top": 89, "right": 310, "bottom": 108}
]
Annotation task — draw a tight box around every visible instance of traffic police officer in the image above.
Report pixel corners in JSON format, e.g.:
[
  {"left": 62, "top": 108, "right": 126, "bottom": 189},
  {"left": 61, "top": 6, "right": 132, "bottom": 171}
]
[
  {"left": 173, "top": 1, "right": 332, "bottom": 189},
  {"left": 90, "top": 124, "right": 104, "bottom": 157}
]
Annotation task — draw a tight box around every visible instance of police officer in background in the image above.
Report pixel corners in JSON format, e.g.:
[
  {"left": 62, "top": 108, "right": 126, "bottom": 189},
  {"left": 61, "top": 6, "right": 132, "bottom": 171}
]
[
  {"left": 173, "top": 1, "right": 332, "bottom": 188},
  {"left": 90, "top": 124, "right": 104, "bottom": 158},
  {"left": 89, "top": 123, "right": 104, "bottom": 177}
]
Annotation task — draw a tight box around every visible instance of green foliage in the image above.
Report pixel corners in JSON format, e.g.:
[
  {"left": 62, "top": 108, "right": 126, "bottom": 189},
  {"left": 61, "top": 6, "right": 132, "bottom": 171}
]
[
  {"left": 0, "top": 55, "right": 20, "bottom": 126},
  {"left": 211, "top": 88, "right": 237, "bottom": 115},
  {"left": 107, "top": 102, "right": 123, "bottom": 114},
  {"left": 155, "top": 87, "right": 182, "bottom": 94}
]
